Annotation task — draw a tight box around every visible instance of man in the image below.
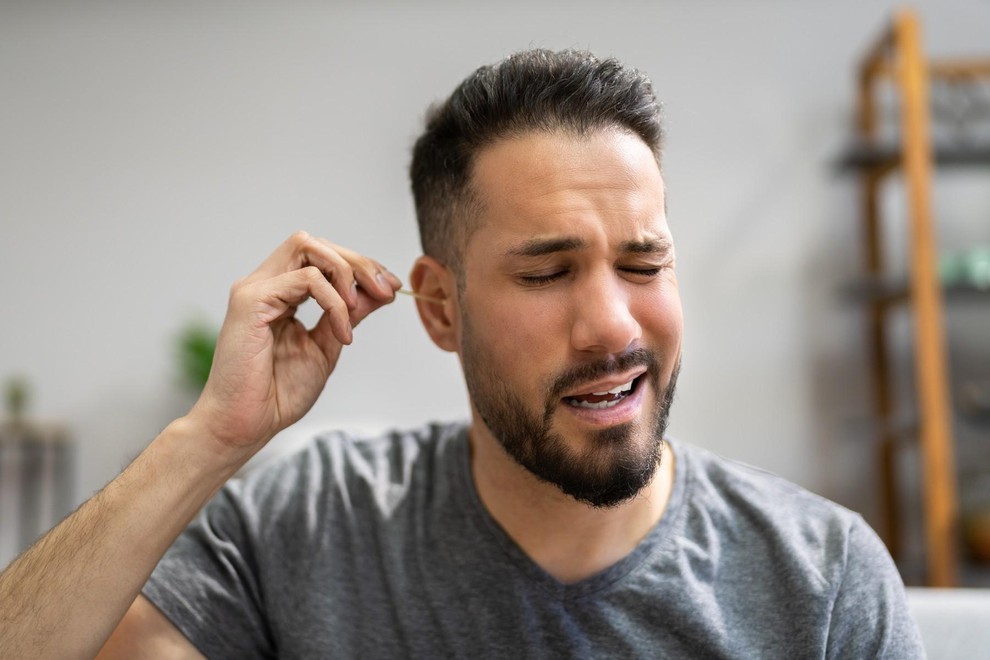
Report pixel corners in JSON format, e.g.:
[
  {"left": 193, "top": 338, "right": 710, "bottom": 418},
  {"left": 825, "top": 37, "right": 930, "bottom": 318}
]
[{"left": 0, "top": 50, "right": 922, "bottom": 658}]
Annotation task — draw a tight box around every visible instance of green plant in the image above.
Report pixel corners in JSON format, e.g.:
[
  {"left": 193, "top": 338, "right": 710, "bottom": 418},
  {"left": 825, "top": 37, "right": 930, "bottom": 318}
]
[
  {"left": 176, "top": 321, "right": 218, "bottom": 391},
  {"left": 4, "top": 375, "right": 29, "bottom": 418}
]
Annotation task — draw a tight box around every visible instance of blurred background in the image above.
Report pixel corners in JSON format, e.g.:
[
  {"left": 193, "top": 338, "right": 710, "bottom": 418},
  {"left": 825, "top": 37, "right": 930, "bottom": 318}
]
[{"left": 2, "top": 0, "right": 989, "bottom": 585}]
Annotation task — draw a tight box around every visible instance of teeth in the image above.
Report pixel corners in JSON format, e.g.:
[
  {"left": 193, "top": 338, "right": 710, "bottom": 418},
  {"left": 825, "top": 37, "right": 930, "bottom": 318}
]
[
  {"left": 591, "top": 379, "right": 635, "bottom": 396},
  {"left": 569, "top": 398, "right": 624, "bottom": 409}
]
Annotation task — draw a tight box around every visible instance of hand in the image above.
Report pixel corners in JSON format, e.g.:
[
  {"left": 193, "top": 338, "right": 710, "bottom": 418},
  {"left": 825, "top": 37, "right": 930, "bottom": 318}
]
[{"left": 187, "top": 231, "right": 400, "bottom": 459}]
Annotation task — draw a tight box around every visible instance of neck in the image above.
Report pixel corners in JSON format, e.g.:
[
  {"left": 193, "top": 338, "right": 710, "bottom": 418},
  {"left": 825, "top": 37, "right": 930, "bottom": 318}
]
[{"left": 467, "top": 422, "right": 676, "bottom": 584}]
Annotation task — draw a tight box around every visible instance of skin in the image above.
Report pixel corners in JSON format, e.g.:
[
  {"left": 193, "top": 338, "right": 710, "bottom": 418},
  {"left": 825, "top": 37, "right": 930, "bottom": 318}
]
[{"left": 0, "top": 127, "right": 683, "bottom": 656}]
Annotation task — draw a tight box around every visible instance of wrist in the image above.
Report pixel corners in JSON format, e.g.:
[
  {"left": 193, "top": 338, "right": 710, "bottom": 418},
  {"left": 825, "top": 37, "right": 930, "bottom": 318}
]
[{"left": 159, "top": 415, "right": 256, "bottom": 481}]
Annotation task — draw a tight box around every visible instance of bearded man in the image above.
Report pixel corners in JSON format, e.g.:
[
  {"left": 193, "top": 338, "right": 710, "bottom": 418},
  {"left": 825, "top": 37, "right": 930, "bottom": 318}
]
[{"left": 0, "top": 49, "right": 923, "bottom": 659}]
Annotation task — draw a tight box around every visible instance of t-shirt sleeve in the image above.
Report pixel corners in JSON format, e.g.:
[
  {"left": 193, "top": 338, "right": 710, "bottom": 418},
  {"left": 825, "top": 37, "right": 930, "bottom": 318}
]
[
  {"left": 825, "top": 515, "right": 925, "bottom": 659},
  {"left": 142, "top": 481, "right": 275, "bottom": 659}
]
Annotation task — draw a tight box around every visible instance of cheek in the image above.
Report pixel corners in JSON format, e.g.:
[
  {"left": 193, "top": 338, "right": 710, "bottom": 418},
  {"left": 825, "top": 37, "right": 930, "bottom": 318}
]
[
  {"left": 635, "top": 289, "right": 684, "bottom": 351},
  {"left": 465, "top": 295, "right": 568, "bottom": 379}
]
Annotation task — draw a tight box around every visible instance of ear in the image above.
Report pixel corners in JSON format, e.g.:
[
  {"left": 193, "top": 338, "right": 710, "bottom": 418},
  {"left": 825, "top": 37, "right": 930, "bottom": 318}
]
[{"left": 409, "top": 256, "right": 459, "bottom": 353}]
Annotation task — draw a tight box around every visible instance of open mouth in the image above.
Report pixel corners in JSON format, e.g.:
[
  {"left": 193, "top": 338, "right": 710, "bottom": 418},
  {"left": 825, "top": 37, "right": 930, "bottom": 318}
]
[{"left": 562, "top": 374, "right": 644, "bottom": 410}]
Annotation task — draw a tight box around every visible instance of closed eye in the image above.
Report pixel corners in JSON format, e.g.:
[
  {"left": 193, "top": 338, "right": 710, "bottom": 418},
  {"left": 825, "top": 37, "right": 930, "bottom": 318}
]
[
  {"left": 619, "top": 264, "right": 670, "bottom": 281},
  {"left": 518, "top": 271, "right": 568, "bottom": 286},
  {"left": 620, "top": 267, "right": 663, "bottom": 277}
]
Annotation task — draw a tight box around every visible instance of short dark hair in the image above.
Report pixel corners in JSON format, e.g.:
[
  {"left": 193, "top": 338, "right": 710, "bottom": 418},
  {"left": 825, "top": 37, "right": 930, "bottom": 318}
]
[{"left": 409, "top": 49, "right": 663, "bottom": 273}]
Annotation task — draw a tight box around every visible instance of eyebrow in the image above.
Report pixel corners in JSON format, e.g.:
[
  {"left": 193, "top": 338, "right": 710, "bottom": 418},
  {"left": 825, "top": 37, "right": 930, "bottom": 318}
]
[
  {"left": 504, "top": 236, "right": 673, "bottom": 258},
  {"left": 505, "top": 237, "right": 586, "bottom": 258},
  {"left": 618, "top": 236, "right": 673, "bottom": 255}
]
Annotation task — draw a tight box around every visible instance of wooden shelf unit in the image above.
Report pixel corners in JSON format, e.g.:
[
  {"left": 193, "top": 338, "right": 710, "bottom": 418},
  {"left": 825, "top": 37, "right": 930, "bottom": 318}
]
[{"left": 848, "top": 10, "right": 990, "bottom": 587}]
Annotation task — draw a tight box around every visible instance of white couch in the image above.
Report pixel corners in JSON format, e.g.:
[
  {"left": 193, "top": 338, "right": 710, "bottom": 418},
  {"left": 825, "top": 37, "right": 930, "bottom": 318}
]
[{"left": 906, "top": 587, "right": 990, "bottom": 659}]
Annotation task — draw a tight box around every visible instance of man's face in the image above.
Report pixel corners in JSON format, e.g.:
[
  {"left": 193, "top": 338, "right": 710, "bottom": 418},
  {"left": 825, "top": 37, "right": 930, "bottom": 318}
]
[{"left": 456, "top": 128, "right": 683, "bottom": 508}]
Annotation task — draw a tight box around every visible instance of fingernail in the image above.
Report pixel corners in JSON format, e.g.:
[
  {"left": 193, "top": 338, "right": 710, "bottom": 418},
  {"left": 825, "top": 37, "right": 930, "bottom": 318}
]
[
  {"left": 376, "top": 272, "right": 392, "bottom": 295},
  {"left": 350, "top": 281, "right": 358, "bottom": 306}
]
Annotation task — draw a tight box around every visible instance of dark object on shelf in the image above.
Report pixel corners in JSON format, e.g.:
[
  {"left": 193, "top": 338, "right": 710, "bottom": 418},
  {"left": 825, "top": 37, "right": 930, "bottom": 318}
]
[
  {"left": 964, "top": 507, "right": 990, "bottom": 563},
  {"left": 958, "top": 380, "right": 990, "bottom": 421}
]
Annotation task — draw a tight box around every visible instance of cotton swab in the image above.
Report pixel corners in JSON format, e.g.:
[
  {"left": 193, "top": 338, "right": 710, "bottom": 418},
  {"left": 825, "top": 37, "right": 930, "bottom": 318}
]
[{"left": 397, "top": 289, "right": 446, "bottom": 304}]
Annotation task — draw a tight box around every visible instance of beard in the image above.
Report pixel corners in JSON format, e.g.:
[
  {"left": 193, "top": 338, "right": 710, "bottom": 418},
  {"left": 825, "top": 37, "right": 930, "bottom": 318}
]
[{"left": 460, "top": 317, "right": 679, "bottom": 509}]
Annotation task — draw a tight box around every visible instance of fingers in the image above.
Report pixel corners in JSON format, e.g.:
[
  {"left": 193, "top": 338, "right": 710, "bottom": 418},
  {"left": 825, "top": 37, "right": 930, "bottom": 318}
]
[
  {"left": 229, "top": 232, "right": 403, "bottom": 361},
  {"left": 245, "top": 231, "right": 399, "bottom": 309},
  {"left": 232, "top": 266, "right": 356, "bottom": 345},
  {"left": 314, "top": 238, "right": 400, "bottom": 304}
]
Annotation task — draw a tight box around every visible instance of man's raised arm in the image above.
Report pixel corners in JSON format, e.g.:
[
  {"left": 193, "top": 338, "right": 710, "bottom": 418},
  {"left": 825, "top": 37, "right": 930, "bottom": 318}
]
[{"left": 0, "top": 232, "right": 400, "bottom": 658}]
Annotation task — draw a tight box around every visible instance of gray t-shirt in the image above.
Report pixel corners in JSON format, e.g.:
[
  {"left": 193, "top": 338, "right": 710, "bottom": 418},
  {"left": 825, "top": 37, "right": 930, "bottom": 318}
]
[{"left": 143, "top": 422, "right": 924, "bottom": 658}]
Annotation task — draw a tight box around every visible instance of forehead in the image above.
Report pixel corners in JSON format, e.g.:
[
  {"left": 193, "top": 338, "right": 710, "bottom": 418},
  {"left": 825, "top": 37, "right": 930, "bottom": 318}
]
[{"left": 466, "top": 129, "right": 667, "bottom": 254}]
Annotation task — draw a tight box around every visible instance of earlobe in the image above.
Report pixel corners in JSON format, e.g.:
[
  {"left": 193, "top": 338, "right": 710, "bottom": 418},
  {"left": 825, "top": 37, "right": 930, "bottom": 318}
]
[{"left": 409, "top": 256, "right": 459, "bottom": 353}]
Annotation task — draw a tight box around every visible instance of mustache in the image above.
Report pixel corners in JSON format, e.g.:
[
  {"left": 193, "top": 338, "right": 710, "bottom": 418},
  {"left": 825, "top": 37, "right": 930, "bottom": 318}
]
[{"left": 547, "top": 348, "right": 659, "bottom": 400}]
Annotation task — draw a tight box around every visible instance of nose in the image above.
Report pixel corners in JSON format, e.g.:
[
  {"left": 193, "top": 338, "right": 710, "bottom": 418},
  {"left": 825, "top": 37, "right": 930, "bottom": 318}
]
[{"left": 569, "top": 273, "right": 642, "bottom": 355}]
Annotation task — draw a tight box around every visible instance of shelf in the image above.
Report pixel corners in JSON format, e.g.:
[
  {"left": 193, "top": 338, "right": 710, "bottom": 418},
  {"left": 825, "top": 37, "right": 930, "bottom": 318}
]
[
  {"left": 899, "top": 555, "right": 990, "bottom": 588},
  {"left": 846, "top": 9, "right": 978, "bottom": 587},
  {"left": 836, "top": 142, "right": 990, "bottom": 172},
  {"left": 842, "top": 279, "right": 990, "bottom": 305}
]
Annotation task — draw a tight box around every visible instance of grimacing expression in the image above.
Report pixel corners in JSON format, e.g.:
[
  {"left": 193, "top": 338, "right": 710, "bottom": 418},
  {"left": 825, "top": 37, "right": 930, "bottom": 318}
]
[{"left": 455, "top": 128, "right": 684, "bottom": 507}]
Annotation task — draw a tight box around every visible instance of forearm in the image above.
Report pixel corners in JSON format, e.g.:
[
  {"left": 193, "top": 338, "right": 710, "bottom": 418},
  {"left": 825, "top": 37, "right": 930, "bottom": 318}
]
[{"left": 0, "top": 416, "right": 246, "bottom": 659}]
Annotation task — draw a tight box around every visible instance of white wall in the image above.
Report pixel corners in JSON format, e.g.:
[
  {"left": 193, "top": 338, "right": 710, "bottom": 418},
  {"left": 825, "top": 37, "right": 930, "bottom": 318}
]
[{"left": 2, "top": 0, "right": 989, "bottom": 565}]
